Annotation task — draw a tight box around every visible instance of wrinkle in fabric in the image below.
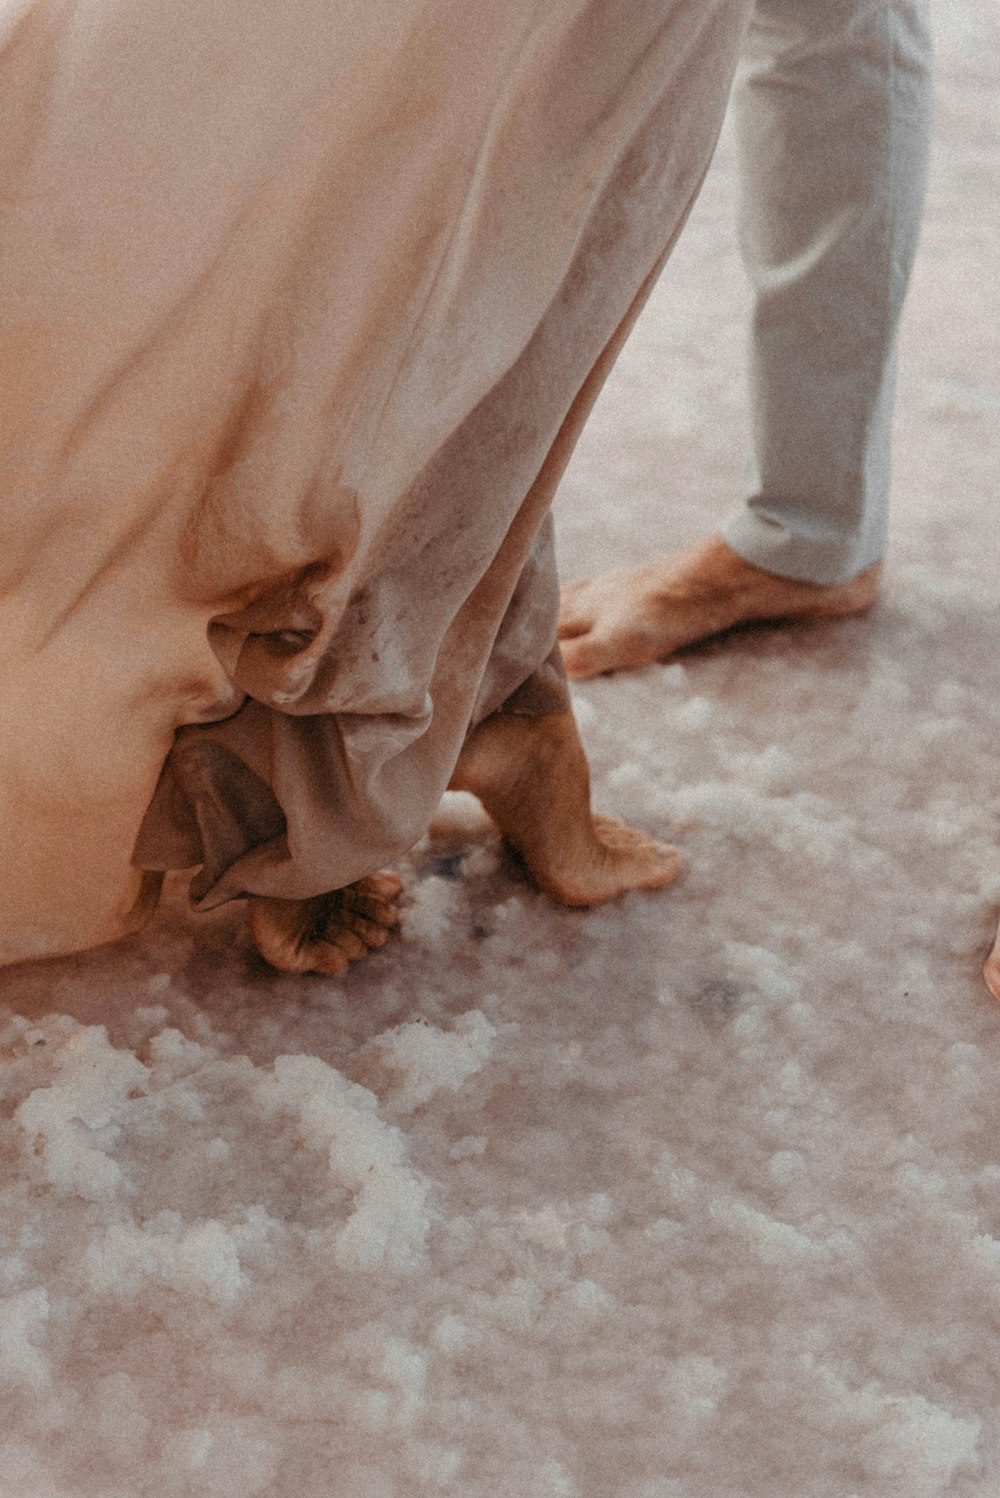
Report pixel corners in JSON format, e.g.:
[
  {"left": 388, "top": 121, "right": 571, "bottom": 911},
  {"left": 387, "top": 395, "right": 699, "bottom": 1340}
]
[{"left": 0, "top": 0, "right": 749, "bottom": 960}]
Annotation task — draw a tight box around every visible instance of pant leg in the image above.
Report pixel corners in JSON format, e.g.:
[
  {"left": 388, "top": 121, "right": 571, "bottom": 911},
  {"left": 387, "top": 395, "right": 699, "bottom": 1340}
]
[{"left": 721, "top": 0, "right": 932, "bottom": 584}]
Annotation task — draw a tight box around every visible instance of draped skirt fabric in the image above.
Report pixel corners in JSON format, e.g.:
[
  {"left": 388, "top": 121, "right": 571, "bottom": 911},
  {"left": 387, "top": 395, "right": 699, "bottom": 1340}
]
[{"left": 0, "top": 0, "right": 748, "bottom": 964}]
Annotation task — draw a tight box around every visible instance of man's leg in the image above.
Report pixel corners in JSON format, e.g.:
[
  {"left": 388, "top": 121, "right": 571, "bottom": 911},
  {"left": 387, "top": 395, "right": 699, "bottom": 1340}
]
[{"left": 559, "top": 0, "right": 932, "bottom": 678}]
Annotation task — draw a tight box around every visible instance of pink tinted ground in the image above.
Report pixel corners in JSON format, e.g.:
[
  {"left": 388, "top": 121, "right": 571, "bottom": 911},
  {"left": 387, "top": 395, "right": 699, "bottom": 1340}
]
[{"left": 0, "top": 5, "right": 998, "bottom": 1495}]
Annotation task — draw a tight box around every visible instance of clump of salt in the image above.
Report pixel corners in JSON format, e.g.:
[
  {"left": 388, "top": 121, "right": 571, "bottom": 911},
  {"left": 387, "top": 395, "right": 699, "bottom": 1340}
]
[
  {"left": 15, "top": 1027, "right": 147, "bottom": 1201},
  {"left": 262, "top": 1054, "right": 432, "bottom": 1272},
  {"left": 0, "top": 1286, "right": 50, "bottom": 1392},
  {"left": 365, "top": 1010, "right": 496, "bottom": 1112}
]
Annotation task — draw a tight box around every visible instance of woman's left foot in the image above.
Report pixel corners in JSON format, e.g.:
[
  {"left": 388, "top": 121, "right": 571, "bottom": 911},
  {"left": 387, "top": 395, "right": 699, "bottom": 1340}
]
[
  {"left": 450, "top": 709, "right": 681, "bottom": 905},
  {"left": 249, "top": 872, "right": 403, "bottom": 974}
]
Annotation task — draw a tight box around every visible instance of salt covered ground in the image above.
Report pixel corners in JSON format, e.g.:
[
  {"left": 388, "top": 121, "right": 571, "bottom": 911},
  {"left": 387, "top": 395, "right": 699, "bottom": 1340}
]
[{"left": 2, "top": 6, "right": 998, "bottom": 1496}]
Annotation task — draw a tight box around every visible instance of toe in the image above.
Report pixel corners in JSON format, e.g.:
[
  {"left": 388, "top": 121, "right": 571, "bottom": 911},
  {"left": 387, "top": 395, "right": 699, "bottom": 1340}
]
[
  {"left": 356, "top": 872, "right": 403, "bottom": 900},
  {"left": 341, "top": 911, "right": 391, "bottom": 948},
  {"left": 557, "top": 599, "right": 593, "bottom": 640},
  {"left": 318, "top": 924, "right": 368, "bottom": 961},
  {"left": 646, "top": 845, "right": 683, "bottom": 884},
  {"left": 309, "top": 940, "right": 352, "bottom": 975},
  {"left": 591, "top": 816, "right": 683, "bottom": 885},
  {"left": 559, "top": 632, "right": 612, "bottom": 679},
  {"left": 619, "top": 845, "right": 683, "bottom": 891},
  {"left": 560, "top": 626, "right": 658, "bottom": 680},
  {"left": 342, "top": 891, "right": 401, "bottom": 927},
  {"left": 262, "top": 940, "right": 313, "bottom": 974},
  {"left": 249, "top": 898, "right": 319, "bottom": 973},
  {"left": 593, "top": 815, "right": 676, "bottom": 857},
  {"left": 557, "top": 581, "right": 599, "bottom": 640}
]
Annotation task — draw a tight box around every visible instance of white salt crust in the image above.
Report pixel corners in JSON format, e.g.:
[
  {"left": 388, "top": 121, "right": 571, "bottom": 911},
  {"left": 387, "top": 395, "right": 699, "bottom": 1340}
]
[{"left": 1, "top": 6, "right": 998, "bottom": 1493}]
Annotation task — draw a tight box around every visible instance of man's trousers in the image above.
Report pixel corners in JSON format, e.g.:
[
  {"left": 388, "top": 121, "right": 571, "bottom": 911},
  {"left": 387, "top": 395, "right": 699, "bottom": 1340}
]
[{"left": 721, "top": 0, "right": 933, "bottom": 583}]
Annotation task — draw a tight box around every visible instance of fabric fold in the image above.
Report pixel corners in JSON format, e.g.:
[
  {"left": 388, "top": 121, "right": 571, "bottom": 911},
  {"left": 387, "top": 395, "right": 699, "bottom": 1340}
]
[{"left": 0, "top": 0, "right": 749, "bottom": 961}]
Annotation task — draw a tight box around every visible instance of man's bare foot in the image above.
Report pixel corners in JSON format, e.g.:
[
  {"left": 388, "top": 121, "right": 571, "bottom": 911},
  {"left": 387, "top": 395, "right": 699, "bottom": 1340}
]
[
  {"left": 450, "top": 708, "right": 681, "bottom": 905},
  {"left": 249, "top": 872, "right": 403, "bottom": 975},
  {"left": 985, "top": 919, "right": 1000, "bottom": 1002},
  {"left": 558, "top": 533, "right": 882, "bottom": 679}
]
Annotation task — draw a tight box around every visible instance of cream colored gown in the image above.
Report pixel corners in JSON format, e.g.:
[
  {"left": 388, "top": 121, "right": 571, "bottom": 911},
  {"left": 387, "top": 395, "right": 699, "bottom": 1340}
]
[{"left": 0, "top": 0, "right": 747, "bottom": 963}]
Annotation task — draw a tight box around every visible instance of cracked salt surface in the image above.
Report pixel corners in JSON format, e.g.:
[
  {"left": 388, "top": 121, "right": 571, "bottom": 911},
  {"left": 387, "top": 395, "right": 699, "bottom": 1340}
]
[{"left": 1, "top": 5, "right": 998, "bottom": 1494}]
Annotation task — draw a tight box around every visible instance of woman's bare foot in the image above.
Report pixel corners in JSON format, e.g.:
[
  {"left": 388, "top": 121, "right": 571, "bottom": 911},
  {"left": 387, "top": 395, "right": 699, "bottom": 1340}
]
[
  {"left": 558, "top": 533, "right": 882, "bottom": 679},
  {"left": 985, "top": 919, "right": 1000, "bottom": 1002},
  {"left": 249, "top": 872, "right": 403, "bottom": 975},
  {"left": 450, "top": 708, "right": 681, "bottom": 905}
]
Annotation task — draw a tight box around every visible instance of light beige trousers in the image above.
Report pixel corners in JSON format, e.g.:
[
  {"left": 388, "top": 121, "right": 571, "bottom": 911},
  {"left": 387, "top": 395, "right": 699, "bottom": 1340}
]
[{"left": 722, "top": 0, "right": 933, "bottom": 584}]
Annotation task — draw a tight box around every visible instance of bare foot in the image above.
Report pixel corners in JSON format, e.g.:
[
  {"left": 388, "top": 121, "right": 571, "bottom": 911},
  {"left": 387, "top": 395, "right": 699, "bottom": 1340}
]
[
  {"left": 450, "top": 709, "right": 681, "bottom": 906},
  {"left": 985, "top": 919, "right": 1000, "bottom": 1002},
  {"left": 249, "top": 872, "right": 403, "bottom": 975},
  {"left": 558, "top": 533, "right": 882, "bottom": 679}
]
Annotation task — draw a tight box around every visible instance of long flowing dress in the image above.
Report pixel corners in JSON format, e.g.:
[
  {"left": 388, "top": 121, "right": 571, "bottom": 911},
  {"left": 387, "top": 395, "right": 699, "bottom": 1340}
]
[{"left": 0, "top": 0, "right": 748, "bottom": 964}]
